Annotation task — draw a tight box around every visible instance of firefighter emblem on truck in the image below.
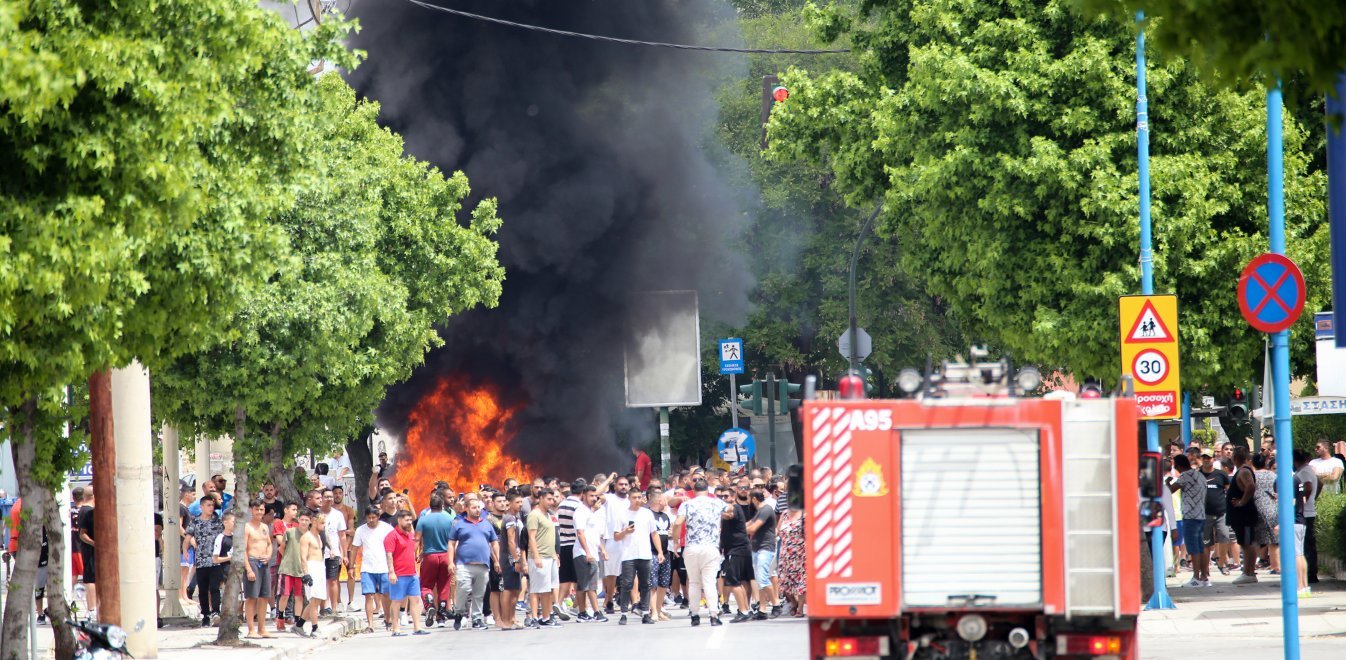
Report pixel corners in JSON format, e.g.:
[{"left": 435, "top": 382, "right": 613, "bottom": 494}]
[{"left": 852, "top": 457, "right": 889, "bottom": 497}]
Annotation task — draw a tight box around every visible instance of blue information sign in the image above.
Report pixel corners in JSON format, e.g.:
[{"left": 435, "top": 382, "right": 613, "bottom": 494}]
[
  {"left": 717, "top": 428, "right": 755, "bottom": 469},
  {"left": 718, "top": 338, "right": 745, "bottom": 375}
]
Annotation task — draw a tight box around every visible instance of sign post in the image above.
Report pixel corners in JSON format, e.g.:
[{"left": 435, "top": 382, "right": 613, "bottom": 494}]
[
  {"left": 1132, "top": 14, "right": 1174, "bottom": 611},
  {"left": 1262, "top": 80, "right": 1301, "bottom": 660},
  {"left": 719, "top": 338, "right": 746, "bottom": 436},
  {"left": 1119, "top": 295, "right": 1182, "bottom": 420}
]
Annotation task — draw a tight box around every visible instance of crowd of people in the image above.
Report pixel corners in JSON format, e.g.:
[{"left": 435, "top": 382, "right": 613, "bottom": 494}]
[
  {"left": 158, "top": 447, "right": 806, "bottom": 636},
  {"left": 1160, "top": 435, "right": 1346, "bottom": 598}
]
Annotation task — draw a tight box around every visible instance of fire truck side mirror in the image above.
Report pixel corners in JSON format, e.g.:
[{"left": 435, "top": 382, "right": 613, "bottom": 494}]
[
  {"left": 1138, "top": 451, "right": 1161, "bottom": 499},
  {"left": 787, "top": 464, "right": 804, "bottom": 510}
]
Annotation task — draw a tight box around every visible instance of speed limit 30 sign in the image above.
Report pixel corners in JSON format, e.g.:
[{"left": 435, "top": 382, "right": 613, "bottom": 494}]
[{"left": 1119, "top": 295, "right": 1181, "bottom": 419}]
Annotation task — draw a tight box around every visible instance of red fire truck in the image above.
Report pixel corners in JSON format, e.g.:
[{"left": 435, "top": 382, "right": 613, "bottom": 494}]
[{"left": 802, "top": 353, "right": 1157, "bottom": 660}]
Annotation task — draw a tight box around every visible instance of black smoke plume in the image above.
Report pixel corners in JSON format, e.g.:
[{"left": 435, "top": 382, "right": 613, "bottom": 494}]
[{"left": 348, "top": 0, "right": 753, "bottom": 477}]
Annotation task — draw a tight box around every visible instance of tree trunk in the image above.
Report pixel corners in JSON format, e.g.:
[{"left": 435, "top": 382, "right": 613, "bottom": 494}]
[
  {"left": 346, "top": 425, "right": 374, "bottom": 513},
  {"left": 89, "top": 369, "right": 122, "bottom": 625},
  {"left": 215, "top": 406, "right": 252, "bottom": 645},
  {"left": 1, "top": 400, "right": 42, "bottom": 660},
  {"left": 265, "top": 423, "right": 300, "bottom": 504},
  {"left": 40, "top": 486, "right": 76, "bottom": 659}
]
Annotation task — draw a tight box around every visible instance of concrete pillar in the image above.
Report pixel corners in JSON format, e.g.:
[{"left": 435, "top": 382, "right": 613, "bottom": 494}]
[
  {"left": 195, "top": 436, "right": 210, "bottom": 495},
  {"left": 159, "top": 425, "right": 186, "bottom": 619},
  {"left": 112, "top": 361, "right": 158, "bottom": 657}
]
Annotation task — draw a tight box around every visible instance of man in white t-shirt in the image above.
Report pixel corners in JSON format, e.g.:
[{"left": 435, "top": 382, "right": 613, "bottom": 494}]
[
  {"left": 1310, "top": 440, "right": 1344, "bottom": 494},
  {"left": 600, "top": 476, "right": 631, "bottom": 614},
  {"left": 352, "top": 509, "right": 393, "bottom": 632},
  {"left": 612, "top": 490, "right": 662, "bottom": 625},
  {"left": 319, "top": 490, "right": 349, "bottom": 612},
  {"left": 1295, "top": 449, "right": 1321, "bottom": 584},
  {"left": 569, "top": 486, "right": 608, "bottom": 621}
]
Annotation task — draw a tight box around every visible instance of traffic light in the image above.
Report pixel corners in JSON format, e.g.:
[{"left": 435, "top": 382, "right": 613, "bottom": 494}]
[
  {"left": 1228, "top": 387, "right": 1248, "bottom": 420},
  {"left": 1080, "top": 379, "right": 1105, "bottom": 399},
  {"left": 777, "top": 379, "right": 802, "bottom": 412},
  {"left": 772, "top": 85, "right": 789, "bottom": 102},
  {"left": 738, "top": 380, "right": 763, "bottom": 415}
]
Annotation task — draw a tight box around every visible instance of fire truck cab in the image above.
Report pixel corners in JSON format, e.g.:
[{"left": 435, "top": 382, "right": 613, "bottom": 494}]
[{"left": 803, "top": 354, "right": 1146, "bottom": 660}]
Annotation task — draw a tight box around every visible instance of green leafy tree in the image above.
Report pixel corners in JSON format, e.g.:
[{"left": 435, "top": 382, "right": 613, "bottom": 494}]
[
  {"left": 0, "top": 1, "right": 352, "bottom": 653},
  {"left": 768, "top": 0, "right": 1329, "bottom": 391},
  {"left": 1075, "top": 0, "right": 1346, "bottom": 96},
  {"left": 153, "top": 75, "right": 504, "bottom": 641}
]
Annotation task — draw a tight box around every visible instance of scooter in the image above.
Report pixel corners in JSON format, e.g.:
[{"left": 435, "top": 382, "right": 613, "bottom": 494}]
[{"left": 72, "top": 616, "right": 137, "bottom": 659}]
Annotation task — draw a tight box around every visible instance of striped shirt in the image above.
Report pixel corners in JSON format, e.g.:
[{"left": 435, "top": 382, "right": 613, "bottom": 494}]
[{"left": 556, "top": 495, "right": 581, "bottom": 547}]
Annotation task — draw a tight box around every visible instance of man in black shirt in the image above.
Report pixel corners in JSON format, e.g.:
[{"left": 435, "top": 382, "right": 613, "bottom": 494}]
[
  {"left": 77, "top": 491, "right": 98, "bottom": 616},
  {"left": 716, "top": 486, "right": 753, "bottom": 623},
  {"left": 1199, "top": 451, "right": 1234, "bottom": 574},
  {"left": 261, "top": 482, "right": 286, "bottom": 521}
]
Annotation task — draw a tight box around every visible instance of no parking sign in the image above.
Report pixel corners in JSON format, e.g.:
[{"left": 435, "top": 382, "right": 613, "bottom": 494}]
[{"left": 1238, "top": 253, "right": 1306, "bottom": 334}]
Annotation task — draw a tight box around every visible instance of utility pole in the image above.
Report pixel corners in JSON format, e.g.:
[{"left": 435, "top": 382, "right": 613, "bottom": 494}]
[
  {"left": 848, "top": 204, "right": 884, "bottom": 374},
  {"left": 89, "top": 370, "right": 122, "bottom": 625},
  {"left": 658, "top": 407, "right": 671, "bottom": 479}
]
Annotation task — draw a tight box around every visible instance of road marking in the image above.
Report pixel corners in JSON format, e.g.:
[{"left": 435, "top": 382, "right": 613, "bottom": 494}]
[{"left": 707, "top": 626, "right": 727, "bottom": 649}]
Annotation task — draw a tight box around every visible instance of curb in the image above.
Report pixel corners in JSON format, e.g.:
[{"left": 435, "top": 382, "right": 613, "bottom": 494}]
[{"left": 190, "top": 612, "right": 365, "bottom": 659}]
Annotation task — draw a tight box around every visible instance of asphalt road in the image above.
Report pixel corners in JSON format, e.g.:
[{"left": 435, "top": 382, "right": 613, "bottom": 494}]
[{"left": 318, "top": 612, "right": 808, "bottom": 660}]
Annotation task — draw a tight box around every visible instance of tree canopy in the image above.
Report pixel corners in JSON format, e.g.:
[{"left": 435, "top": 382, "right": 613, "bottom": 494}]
[
  {"left": 0, "top": 0, "right": 354, "bottom": 413},
  {"left": 1076, "top": 0, "right": 1346, "bottom": 96},
  {"left": 767, "top": 0, "right": 1330, "bottom": 390},
  {"left": 154, "top": 74, "right": 505, "bottom": 495}
]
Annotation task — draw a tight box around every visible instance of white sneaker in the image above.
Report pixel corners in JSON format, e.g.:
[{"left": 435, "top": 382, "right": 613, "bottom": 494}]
[
  {"left": 1183, "top": 578, "right": 1201, "bottom": 588},
  {"left": 485, "top": 615, "right": 494, "bottom": 627},
  {"left": 1232, "top": 574, "right": 1258, "bottom": 585},
  {"left": 1198, "top": 580, "right": 1212, "bottom": 588}
]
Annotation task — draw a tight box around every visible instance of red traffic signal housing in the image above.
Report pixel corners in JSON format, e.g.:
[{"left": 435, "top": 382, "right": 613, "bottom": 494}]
[
  {"left": 838, "top": 374, "right": 866, "bottom": 400},
  {"left": 772, "top": 85, "right": 789, "bottom": 102}
]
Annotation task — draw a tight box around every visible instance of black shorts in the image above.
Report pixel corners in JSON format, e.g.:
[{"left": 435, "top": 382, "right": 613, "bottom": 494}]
[
  {"left": 1233, "top": 523, "right": 1257, "bottom": 547},
  {"left": 558, "top": 544, "right": 577, "bottom": 583},
  {"left": 80, "top": 549, "right": 97, "bottom": 584},
  {"left": 670, "top": 551, "right": 687, "bottom": 582},
  {"left": 487, "top": 566, "right": 503, "bottom": 593},
  {"left": 721, "top": 553, "right": 753, "bottom": 587},
  {"left": 325, "top": 557, "right": 341, "bottom": 581},
  {"left": 502, "top": 561, "right": 523, "bottom": 592}
]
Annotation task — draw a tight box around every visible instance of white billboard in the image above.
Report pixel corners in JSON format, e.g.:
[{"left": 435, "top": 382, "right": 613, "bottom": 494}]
[{"left": 624, "top": 290, "right": 703, "bottom": 408}]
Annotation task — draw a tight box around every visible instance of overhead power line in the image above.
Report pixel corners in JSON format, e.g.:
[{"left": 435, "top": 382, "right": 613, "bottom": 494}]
[{"left": 402, "top": 0, "right": 852, "bottom": 54}]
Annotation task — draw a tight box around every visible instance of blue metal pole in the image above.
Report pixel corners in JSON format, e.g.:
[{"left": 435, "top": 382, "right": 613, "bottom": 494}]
[
  {"left": 1181, "top": 393, "right": 1192, "bottom": 447},
  {"left": 1136, "top": 10, "right": 1174, "bottom": 611},
  {"left": 1267, "top": 80, "right": 1301, "bottom": 660},
  {"left": 1328, "top": 72, "right": 1346, "bottom": 349}
]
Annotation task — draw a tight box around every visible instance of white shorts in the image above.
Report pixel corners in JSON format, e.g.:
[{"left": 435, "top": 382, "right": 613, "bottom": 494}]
[
  {"left": 1294, "top": 524, "right": 1307, "bottom": 557},
  {"left": 528, "top": 557, "right": 558, "bottom": 594},
  {"left": 603, "top": 541, "right": 622, "bottom": 578},
  {"left": 306, "top": 560, "right": 327, "bottom": 600}
]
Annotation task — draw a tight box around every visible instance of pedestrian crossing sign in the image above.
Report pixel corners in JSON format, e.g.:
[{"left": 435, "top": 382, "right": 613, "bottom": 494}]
[{"left": 1119, "top": 295, "right": 1181, "bottom": 420}]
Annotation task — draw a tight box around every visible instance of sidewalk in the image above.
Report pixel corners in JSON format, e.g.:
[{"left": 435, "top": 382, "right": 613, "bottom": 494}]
[
  {"left": 1140, "top": 564, "right": 1346, "bottom": 639},
  {"left": 34, "top": 600, "right": 365, "bottom": 660}
]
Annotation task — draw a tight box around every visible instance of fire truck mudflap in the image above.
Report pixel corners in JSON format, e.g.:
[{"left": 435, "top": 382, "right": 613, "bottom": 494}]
[{"left": 803, "top": 378, "right": 1141, "bottom": 660}]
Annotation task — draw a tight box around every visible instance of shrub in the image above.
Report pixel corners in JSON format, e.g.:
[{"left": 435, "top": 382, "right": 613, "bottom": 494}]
[{"left": 1315, "top": 492, "right": 1346, "bottom": 568}]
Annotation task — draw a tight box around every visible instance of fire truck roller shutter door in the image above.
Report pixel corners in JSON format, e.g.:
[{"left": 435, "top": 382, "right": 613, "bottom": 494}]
[{"left": 900, "top": 428, "right": 1043, "bottom": 608}]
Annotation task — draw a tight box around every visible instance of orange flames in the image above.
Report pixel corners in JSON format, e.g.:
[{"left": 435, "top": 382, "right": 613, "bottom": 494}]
[{"left": 394, "top": 376, "right": 533, "bottom": 502}]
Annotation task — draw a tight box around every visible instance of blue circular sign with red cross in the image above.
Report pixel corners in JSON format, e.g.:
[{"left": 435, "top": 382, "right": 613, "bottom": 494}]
[{"left": 1237, "top": 253, "right": 1305, "bottom": 334}]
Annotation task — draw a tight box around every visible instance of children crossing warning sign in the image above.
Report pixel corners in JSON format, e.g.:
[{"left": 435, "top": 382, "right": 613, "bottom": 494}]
[
  {"left": 1119, "top": 295, "right": 1181, "bottom": 420},
  {"left": 1125, "top": 300, "right": 1174, "bottom": 343}
]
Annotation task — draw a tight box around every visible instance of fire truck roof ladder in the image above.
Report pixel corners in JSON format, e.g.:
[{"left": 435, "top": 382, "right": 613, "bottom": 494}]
[{"left": 1061, "top": 400, "right": 1122, "bottom": 619}]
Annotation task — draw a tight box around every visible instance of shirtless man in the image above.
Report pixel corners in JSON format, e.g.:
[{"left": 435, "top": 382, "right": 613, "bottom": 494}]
[
  {"left": 243, "top": 501, "right": 274, "bottom": 638},
  {"left": 299, "top": 515, "right": 328, "bottom": 637}
]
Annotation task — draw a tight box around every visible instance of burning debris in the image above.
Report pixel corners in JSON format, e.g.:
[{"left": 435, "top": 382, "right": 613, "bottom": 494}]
[{"left": 349, "top": 0, "right": 753, "bottom": 480}]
